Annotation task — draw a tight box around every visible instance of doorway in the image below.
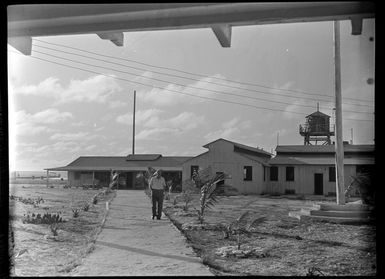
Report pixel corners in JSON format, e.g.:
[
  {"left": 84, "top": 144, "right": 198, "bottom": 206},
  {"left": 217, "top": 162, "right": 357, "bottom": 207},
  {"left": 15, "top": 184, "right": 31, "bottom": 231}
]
[{"left": 314, "top": 173, "right": 323, "bottom": 195}]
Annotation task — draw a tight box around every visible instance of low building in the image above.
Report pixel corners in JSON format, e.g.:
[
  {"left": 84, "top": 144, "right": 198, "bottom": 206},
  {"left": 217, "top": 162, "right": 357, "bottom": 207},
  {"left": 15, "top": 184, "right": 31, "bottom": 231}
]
[
  {"left": 46, "top": 154, "right": 192, "bottom": 190},
  {"left": 182, "top": 138, "right": 272, "bottom": 194},
  {"left": 265, "top": 143, "right": 375, "bottom": 195}
]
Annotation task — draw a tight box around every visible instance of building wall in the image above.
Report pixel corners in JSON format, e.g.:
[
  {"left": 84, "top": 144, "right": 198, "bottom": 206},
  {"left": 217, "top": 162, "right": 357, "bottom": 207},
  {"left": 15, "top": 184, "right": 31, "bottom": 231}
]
[
  {"left": 182, "top": 140, "right": 266, "bottom": 194},
  {"left": 265, "top": 164, "right": 358, "bottom": 195}
]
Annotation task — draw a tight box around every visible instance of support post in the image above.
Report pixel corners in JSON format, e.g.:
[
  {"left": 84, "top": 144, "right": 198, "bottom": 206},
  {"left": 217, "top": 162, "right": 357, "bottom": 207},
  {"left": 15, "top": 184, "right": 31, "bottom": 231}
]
[
  {"left": 333, "top": 20, "right": 345, "bottom": 205},
  {"left": 132, "top": 90, "right": 136, "bottom": 155},
  {"left": 92, "top": 171, "right": 95, "bottom": 189},
  {"left": 46, "top": 170, "right": 49, "bottom": 188}
]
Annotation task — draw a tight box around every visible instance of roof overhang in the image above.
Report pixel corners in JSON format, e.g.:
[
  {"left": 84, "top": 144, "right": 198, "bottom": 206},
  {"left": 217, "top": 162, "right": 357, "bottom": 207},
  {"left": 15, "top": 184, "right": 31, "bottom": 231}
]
[
  {"left": 8, "top": 2, "right": 375, "bottom": 54},
  {"left": 45, "top": 166, "right": 183, "bottom": 172}
]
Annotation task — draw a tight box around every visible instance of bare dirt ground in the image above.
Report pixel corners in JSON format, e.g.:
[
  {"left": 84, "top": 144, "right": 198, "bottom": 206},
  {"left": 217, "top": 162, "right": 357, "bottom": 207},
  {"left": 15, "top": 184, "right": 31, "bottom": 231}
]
[
  {"left": 9, "top": 184, "right": 115, "bottom": 276},
  {"left": 163, "top": 193, "right": 377, "bottom": 276}
]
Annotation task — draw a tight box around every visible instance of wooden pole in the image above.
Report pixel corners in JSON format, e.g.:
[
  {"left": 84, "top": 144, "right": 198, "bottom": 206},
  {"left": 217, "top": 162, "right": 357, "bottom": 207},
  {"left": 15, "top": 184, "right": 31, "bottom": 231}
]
[
  {"left": 333, "top": 20, "right": 345, "bottom": 205},
  {"left": 92, "top": 171, "right": 95, "bottom": 189},
  {"left": 132, "top": 90, "right": 136, "bottom": 155},
  {"left": 46, "top": 170, "right": 49, "bottom": 187}
]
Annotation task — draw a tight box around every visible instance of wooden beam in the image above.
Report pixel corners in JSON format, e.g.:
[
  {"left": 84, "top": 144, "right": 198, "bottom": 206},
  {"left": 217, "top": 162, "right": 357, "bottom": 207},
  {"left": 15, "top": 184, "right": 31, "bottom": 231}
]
[
  {"left": 8, "top": 36, "right": 32, "bottom": 55},
  {"left": 97, "top": 32, "right": 124, "bottom": 46},
  {"left": 211, "top": 25, "right": 232, "bottom": 47}
]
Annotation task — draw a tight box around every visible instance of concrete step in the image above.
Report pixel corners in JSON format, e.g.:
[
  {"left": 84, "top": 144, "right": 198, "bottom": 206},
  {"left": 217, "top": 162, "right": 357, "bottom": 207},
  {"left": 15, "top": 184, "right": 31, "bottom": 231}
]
[
  {"left": 298, "top": 214, "right": 374, "bottom": 225},
  {"left": 309, "top": 209, "right": 372, "bottom": 218},
  {"left": 313, "top": 202, "right": 373, "bottom": 212}
]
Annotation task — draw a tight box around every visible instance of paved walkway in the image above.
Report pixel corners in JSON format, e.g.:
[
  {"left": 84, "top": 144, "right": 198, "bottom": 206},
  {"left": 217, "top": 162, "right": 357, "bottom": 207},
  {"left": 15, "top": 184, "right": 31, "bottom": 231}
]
[{"left": 70, "top": 190, "right": 213, "bottom": 276}]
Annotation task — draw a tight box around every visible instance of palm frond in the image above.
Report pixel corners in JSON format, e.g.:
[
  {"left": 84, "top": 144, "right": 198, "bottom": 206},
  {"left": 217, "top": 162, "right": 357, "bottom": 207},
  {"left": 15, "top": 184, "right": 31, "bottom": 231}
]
[{"left": 246, "top": 216, "right": 267, "bottom": 231}]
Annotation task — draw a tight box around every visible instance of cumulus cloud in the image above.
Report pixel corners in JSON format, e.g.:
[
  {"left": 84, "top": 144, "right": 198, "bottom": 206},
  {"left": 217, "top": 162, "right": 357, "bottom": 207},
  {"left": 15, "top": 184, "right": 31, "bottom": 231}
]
[
  {"left": 10, "top": 109, "right": 73, "bottom": 136},
  {"left": 13, "top": 75, "right": 122, "bottom": 104},
  {"left": 204, "top": 117, "right": 252, "bottom": 141},
  {"left": 137, "top": 73, "right": 238, "bottom": 107}
]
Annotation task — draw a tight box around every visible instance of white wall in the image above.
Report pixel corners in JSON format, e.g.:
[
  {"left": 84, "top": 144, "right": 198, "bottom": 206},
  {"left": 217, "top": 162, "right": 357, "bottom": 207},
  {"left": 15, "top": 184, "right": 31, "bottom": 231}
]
[
  {"left": 182, "top": 140, "right": 266, "bottom": 194},
  {"left": 266, "top": 164, "right": 358, "bottom": 195}
]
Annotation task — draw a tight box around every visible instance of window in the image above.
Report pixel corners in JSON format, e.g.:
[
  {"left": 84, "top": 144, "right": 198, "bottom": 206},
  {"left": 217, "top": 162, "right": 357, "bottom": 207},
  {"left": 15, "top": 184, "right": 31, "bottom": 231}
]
[
  {"left": 243, "top": 166, "right": 252, "bottom": 181},
  {"left": 286, "top": 167, "right": 294, "bottom": 181},
  {"left": 329, "top": 167, "right": 336, "bottom": 182},
  {"left": 191, "top": 165, "right": 199, "bottom": 178},
  {"left": 270, "top": 166, "right": 278, "bottom": 181},
  {"left": 263, "top": 166, "right": 266, "bottom": 181}
]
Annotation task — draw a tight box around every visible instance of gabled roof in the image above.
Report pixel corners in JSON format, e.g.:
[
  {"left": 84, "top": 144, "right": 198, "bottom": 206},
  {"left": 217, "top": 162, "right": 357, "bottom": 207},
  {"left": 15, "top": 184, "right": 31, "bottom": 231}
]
[
  {"left": 45, "top": 155, "right": 192, "bottom": 171},
  {"left": 126, "top": 154, "right": 161, "bottom": 161},
  {"left": 203, "top": 138, "right": 272, "bottom": 157},
  {"left": 306, "top": 110, "right": 330, "bottom": 118},
  {"left": 276, "top": 144, "right": 374, "bottom": 154}
]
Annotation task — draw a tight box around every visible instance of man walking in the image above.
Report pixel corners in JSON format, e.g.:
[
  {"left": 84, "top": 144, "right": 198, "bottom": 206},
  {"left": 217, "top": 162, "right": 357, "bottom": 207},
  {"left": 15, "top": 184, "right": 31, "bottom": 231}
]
[{"left": 149, "top": 169, "right": 166, "bottom": 220}]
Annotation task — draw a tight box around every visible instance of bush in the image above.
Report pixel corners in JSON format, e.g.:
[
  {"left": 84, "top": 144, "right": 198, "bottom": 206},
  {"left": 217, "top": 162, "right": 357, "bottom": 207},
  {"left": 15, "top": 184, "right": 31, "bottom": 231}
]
[{"left": 72, "top": 208, "right": 80, "bottom": 218}]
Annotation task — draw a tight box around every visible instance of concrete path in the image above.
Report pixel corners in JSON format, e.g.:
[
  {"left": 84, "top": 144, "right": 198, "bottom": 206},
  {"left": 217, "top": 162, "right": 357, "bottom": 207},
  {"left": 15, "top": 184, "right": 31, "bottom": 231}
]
[{"left": 70, "top": 190, "right": 213, "bottom": 276}]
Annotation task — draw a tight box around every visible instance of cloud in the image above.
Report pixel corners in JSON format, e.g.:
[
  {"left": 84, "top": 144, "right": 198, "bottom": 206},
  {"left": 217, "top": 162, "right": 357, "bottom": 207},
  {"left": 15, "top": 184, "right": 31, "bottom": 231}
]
[
  {"left": 13, "top": 75, "right": 122, "bottom": 104},
  {"left": 137, "top": 73, "right": 238, "bottom": 107},
  {"left": 109, "top": 100, "right": 127, "bottom": 109},
  {"left": 204, "top": 117, "right": 252, "bottom": 141},
  {"left": 135, "top": 127, "right": 179, "bottom": 140},
  {"left": 10, "top": 109, "right": 73, "bottom": 136},
  {"left": 50, "top": 132, "right": 89, "bottom": 141}
]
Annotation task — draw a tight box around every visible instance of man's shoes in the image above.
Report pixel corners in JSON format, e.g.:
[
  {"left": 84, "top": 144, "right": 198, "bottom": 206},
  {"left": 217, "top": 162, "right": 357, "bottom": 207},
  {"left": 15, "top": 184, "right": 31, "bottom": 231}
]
[
  {"left": 157, "top": 217, "right": 161, "bottom": 220},
  {"left": 152, "top": 215, "right": 155, "bottom": 220}
]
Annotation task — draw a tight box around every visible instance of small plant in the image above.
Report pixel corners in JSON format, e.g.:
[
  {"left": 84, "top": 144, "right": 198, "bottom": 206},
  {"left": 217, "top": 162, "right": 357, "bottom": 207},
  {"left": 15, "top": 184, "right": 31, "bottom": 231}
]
[
  {"left": 92, "top": 196, "right": 98, "bottom": 205},
  {"left": 306, "top": 266, "right": 324, "bottom": 276},
  {"left": 23, "top": 212, "right": 63, "bottom": 224},
  {"left": 178, "top": 190, "right": 194, "bottom": 211},
  {"left": 82, "top": 203, "right": 90, "bottom": 212},
  {"left": 223, "top": 211, "right": 267, "bottom": 250},
  {"left": 173, "top": 196, "right": 178, "bottom": 206},
  {"left": 345, "top": 172, "right": 374, "bottom": 205},
  {"left": 50, "top": 223, "right": 59, "bottom": 236},
  {"left": 72, "top": 208, "right": 79, "bottom": 218},
  {"left": 194, "top": 172, "right": 226, "bottom": 224}
]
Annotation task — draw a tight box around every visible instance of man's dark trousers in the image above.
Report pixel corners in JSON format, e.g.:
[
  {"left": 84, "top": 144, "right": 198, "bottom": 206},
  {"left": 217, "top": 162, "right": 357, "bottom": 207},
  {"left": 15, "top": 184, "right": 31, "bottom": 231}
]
[{"left": 151, "top": 189, "right": 164, "bottom": 219}]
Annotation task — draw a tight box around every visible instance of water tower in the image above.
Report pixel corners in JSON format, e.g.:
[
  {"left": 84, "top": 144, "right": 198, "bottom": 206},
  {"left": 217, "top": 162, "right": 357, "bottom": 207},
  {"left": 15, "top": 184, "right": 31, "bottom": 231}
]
[{"left": 299, "top": 105, "right": 335, "bottom": 145}]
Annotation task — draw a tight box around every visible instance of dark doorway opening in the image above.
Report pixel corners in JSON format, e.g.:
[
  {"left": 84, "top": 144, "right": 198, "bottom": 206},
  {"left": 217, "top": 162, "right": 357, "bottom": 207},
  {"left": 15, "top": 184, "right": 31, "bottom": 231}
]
[{"left": 314, "top": 173, "right": 323, "bottom": 195}]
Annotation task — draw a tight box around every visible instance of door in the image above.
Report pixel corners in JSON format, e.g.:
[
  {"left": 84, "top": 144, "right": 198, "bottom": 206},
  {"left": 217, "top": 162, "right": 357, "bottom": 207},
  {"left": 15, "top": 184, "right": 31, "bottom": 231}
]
[{"left": 314, "top": 173, "right": 323, "bottom": 195}]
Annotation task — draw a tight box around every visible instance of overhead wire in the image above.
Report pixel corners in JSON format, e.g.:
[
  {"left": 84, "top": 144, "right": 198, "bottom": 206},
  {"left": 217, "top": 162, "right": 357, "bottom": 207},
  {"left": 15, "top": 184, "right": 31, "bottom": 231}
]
[
  {"left": 31, "top": 47, "right": 373, "bottom": 116},
  {"left": 8, "top": 49, "right": 374, "bottom": 122},
  {"left": 33, "top": 38, "right": 374, "bottom": 105}
]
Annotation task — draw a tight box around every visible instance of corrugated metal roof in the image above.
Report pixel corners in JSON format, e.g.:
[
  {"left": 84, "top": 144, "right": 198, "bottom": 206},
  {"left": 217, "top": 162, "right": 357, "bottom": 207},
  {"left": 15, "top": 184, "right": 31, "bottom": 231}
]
[
  {"left": 46, "top": 155, "right": 192, "bottom": 171},
  {"left": 269, "top": 156, "right": 374, "bottom": 165},
  {"left": 203, "top": 138, "right": 272, "bottom": 157},
  {"left": 276, "top": 144, "right": 374, "bottom": 154}
]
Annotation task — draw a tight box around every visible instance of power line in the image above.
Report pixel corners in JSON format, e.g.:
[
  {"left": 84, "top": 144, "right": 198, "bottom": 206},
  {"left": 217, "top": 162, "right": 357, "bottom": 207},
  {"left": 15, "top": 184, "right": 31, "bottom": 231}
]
[
  {"left": 33, "top": 38, "right": 374, "bottom": 105},
  {"left": 31, "top": 48, "right": 374, "bottom": 116},
  {"left": 32, "top": 43, "right": 374, "bottom": 111},
  {"left": 8, "top": 49, "right": 374, "bottom": 122}
]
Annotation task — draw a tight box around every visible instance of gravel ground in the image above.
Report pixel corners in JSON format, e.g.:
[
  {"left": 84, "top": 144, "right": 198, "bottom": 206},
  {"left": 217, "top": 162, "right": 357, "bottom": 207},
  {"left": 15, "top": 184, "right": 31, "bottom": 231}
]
[{"left": 163, "top": 193, "right": 377, "bottom": 276}]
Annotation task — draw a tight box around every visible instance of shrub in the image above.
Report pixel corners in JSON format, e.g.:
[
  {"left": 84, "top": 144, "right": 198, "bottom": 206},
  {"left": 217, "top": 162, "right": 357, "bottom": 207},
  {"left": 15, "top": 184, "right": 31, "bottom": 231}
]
[
  {"left": 92, "top": 196, "right": 98, "bottom": 205},
  {"left": 23, "top": 212, "right": 63, "bottom": 224},
  {"left": 72, "top": 208, "right": 80, "bottom": 218},
  {"left": 50, "top": 223, "right": 59, "bottom": 236},
  {"left": 222, "top": 211, "right": 267, "bottom": 250},
  {"left": 82, "top": 203, "right": 90, "bottom": 212}
]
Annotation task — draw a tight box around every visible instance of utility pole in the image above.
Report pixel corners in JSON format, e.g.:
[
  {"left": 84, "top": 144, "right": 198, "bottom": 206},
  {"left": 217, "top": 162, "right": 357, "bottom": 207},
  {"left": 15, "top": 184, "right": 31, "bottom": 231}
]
[
  {"left": 132, "top": 90, "right": 136, "bottom": 155},
  {"left": 333, "top": 20, "right": 345, "bottom": 205},
  {"left": 351, "top": 128, "right": 354, "bottom": 144}
]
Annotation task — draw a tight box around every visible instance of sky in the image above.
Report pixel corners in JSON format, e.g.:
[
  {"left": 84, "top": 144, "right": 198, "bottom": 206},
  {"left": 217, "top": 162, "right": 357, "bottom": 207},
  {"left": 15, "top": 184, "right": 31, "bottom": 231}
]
[{"left": 8, "top": 18, "right": 375, "bottom": 172}]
